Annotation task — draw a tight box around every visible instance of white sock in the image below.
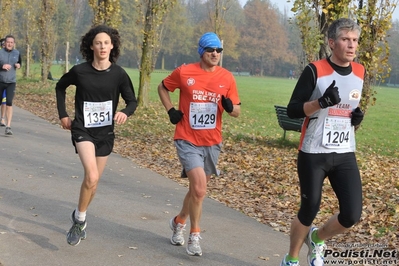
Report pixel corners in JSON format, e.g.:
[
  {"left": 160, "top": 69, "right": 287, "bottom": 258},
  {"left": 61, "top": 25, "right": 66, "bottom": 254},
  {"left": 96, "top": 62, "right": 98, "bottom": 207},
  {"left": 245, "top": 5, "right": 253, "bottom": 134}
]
[{"left": 75, "top": 208, "right": 86, "bottom": 223}]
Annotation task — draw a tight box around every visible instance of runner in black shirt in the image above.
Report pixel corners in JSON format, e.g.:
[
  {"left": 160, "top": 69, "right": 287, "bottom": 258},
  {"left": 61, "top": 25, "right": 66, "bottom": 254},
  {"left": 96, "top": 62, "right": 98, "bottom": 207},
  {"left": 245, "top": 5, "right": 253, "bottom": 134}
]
[{"left": 56, "top": 25, "right": 137, "bottom": 246}]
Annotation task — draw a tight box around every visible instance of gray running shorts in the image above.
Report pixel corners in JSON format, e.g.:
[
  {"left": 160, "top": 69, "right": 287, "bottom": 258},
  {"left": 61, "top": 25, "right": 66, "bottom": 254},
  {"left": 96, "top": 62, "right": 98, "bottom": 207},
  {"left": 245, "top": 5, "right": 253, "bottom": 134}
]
[{"left": 174, "top": 139, "right": 221, "bottom": 177}]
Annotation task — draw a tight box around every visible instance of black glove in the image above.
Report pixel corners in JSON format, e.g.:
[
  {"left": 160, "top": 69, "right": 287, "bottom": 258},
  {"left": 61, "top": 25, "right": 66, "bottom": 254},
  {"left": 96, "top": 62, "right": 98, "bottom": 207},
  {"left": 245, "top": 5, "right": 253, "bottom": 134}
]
[
  {"left": 318, "top": 80, "right": 341, "bottom": 108},
  {"left": 222, "top": 95, "right": 233, "bottom": 113},
  {"left": 167, "top": 107, "right": 183, "bottom": 125},
  {"left": 351, "top": 107, "right": 364, "bottom": 126}
]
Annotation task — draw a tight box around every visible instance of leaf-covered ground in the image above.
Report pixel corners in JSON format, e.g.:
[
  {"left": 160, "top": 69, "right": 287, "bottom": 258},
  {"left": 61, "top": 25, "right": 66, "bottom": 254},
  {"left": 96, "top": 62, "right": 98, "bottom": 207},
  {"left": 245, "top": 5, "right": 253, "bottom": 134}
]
[{"left": 14, "top": 89, "right": 398, "bottom": 250}]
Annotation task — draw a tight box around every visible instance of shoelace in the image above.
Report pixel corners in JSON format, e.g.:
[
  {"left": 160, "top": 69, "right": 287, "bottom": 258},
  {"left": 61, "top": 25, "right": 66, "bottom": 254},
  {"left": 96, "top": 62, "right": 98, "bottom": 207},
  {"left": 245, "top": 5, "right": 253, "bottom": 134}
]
[
  {"left": 189, "top": 233, "right": 202, "bottom": 245},
  {"left": 174, "top": 223, "right": 186, "bottom": 235},
  {"left": 70, "top": 222, "right": 84, "bottom": 235},
  {"left": 187, "top": 233, "right": 202, "bottom": 255},
  {"left": 312, "top": 243, "right": 327, "bottom": 257}
]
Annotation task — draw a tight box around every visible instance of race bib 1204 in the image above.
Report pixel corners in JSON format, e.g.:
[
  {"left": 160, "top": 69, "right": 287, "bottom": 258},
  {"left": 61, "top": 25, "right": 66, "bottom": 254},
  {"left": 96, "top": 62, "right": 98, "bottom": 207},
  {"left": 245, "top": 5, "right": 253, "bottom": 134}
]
[{"left": 322, "top": 117, "right": 351, "bottom": 148}]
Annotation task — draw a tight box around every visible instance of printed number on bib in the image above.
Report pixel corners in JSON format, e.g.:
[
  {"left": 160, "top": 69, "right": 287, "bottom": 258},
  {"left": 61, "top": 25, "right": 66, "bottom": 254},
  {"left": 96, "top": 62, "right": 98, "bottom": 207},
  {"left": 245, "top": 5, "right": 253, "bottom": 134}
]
[
  {"left": 189, "top": 102, "right": 217, "bottom": 129},
  {"left": 322, "top": 117, "right": 351, "bottom": 148},
  {"left": 84, "top": 100, "right": 113, "bottom": 128}
]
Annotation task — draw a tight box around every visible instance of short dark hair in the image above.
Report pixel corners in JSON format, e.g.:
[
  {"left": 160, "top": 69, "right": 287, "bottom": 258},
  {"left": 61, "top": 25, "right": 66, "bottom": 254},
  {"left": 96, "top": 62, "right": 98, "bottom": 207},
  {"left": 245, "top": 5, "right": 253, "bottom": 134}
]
[
  {"left": 4, "top": 35, "right": 15, "bottom": 41},
  {"left": 80, "top": 25, "right": 121, "bottom": 63}
]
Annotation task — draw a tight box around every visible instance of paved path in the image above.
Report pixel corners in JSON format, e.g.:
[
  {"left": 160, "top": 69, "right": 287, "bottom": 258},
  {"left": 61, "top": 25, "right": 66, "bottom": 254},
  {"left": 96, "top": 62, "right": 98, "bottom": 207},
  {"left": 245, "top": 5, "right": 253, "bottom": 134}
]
[{"left": 0, "top": 107, "right": 306, "bottom": 266}]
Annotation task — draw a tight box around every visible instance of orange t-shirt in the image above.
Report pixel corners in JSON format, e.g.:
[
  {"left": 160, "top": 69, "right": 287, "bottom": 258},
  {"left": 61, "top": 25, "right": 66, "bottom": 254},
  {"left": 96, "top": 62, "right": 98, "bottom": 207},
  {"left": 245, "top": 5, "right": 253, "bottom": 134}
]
[{"left": 162, "top": 62, "right": 240, "bottom": 146}]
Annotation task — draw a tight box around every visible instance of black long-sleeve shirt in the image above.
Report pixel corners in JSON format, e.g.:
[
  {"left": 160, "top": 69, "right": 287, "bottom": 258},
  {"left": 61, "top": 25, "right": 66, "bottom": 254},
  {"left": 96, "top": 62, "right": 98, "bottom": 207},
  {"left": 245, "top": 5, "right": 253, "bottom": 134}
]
[{"left": 55, "top": 61, "right": 137, "bottom": 138}]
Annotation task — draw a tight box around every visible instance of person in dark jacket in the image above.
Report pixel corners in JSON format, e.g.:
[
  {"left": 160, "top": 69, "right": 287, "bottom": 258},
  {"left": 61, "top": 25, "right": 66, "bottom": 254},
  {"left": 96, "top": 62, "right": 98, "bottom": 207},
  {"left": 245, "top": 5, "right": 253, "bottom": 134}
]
[{"left": 0, "top": 35, "right": 21, "bottom": 135}]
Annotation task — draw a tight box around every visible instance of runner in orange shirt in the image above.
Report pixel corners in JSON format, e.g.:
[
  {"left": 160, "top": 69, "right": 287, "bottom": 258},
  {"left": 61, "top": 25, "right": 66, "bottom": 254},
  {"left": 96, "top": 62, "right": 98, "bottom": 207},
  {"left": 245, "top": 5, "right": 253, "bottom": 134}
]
[{"left": 158, "top": 32, "right": 241, "bottom": 256}]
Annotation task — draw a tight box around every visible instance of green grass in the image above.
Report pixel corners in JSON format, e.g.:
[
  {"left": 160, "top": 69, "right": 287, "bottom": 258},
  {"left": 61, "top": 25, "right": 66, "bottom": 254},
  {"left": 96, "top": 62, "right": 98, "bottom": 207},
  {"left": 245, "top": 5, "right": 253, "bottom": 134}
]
[
  {"left": 16, "top": 65, "right": 399, "bottom": 157},
  {"left": 355, "top": 87, "right": 399, "bottom": 157}
]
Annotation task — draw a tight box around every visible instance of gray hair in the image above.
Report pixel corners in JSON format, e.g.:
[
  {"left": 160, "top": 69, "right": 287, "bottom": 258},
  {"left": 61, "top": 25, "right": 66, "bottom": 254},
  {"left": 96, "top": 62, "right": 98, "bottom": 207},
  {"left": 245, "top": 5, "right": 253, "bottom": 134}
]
[{"left": 327, "top": 18, "right": 361, "bottom": 40}]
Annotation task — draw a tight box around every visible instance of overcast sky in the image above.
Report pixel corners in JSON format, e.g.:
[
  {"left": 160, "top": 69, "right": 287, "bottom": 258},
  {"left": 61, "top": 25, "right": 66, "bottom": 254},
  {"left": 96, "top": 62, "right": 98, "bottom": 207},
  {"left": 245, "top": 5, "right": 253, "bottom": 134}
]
[{"left": 238, "top": 0, "right": 399, "bottom": 21}]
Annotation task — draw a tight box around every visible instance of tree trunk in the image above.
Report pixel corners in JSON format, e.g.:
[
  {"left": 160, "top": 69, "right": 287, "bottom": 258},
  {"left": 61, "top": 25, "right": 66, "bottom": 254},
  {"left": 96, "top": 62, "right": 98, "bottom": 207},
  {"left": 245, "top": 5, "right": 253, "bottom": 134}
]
[
  {"left": 41, "top": 55, "right": 49, "bottom": 83},
  {"left": 138, "top": 35, "right": 152, "bottom": 108},
  {"left": 161, "top": 52, "right": 165, "bottom": 70},
  {"left": 220, "top": 39, "right": 223, "bottom": 67},
  {"left": 65, "top": 41, "right": 69, "bottom": 73},
  {"left": 25, "top": 44, "right": 30, "bottom": 78},
  {"left": 138, "top": 1, "right": 155, "bottom": 108},
  {"left": 137, "top": 0, "right": 176, "bottom": 107},
  {"left": 39, "top": 0, "right": 56, "bottom": 83},
  {"left": 138, "top": 70, "right": 151, "bottom": 108}
]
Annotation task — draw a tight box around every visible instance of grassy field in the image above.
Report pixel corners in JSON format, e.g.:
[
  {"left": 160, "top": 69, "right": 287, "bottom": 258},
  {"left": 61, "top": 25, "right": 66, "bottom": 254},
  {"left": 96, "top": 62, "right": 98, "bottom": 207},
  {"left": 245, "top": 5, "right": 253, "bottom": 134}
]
[{"left": 19, "top": 64, "right": 399, "bottom": 158}]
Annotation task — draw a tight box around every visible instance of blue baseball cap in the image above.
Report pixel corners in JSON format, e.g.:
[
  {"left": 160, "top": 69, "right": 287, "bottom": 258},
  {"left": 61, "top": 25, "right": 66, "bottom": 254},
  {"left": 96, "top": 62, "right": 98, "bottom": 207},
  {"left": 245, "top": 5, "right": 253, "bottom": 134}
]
[{"left": 198, "top": 32, "right": 222, "bottom": 57}]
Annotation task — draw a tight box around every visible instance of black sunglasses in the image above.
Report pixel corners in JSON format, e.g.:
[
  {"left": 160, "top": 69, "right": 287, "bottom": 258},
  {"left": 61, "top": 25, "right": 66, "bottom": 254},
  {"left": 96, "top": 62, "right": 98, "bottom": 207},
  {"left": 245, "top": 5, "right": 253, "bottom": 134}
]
[{"left": 204, "top": 47, "right": 223, "bottom": 53}]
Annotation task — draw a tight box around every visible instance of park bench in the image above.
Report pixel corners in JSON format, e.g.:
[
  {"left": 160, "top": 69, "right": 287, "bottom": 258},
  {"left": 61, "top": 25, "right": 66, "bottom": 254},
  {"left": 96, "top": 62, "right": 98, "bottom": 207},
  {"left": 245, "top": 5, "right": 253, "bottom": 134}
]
[
  {"left": 47, "top": 72, "right": 59, "bottom": 81},
  {"left": 231, "top": 71, "right": 251, "bottom": 76},
  {"left": 274, "top": 105, "right": 304, "bottom": 139}
]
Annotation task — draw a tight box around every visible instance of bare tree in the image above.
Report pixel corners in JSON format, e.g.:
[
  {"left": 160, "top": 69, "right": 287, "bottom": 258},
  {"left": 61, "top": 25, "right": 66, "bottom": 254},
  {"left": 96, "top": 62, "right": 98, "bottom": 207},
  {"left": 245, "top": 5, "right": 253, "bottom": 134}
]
[
  {"left": 23, "top": 8, "right": 35, "bottom": 78},
  {"left": 39, "top": 0, "right": 56, "bottom": 82},
  {"left": 137, "top": 0, "right": 176, "bottom": 107}
]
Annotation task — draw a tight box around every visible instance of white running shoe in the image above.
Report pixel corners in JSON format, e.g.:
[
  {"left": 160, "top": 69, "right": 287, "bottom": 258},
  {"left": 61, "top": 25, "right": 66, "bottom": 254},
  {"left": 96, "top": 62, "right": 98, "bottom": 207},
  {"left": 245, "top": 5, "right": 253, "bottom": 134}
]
[
  {"left": 305, "top": 227, "right": 326, "bottom": 266},
  {"left": 186, "top": 232, "right": 202, "bottom": 256},
  {"left": 169, "top": 217, "right": 186, "bottom": 245}
]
